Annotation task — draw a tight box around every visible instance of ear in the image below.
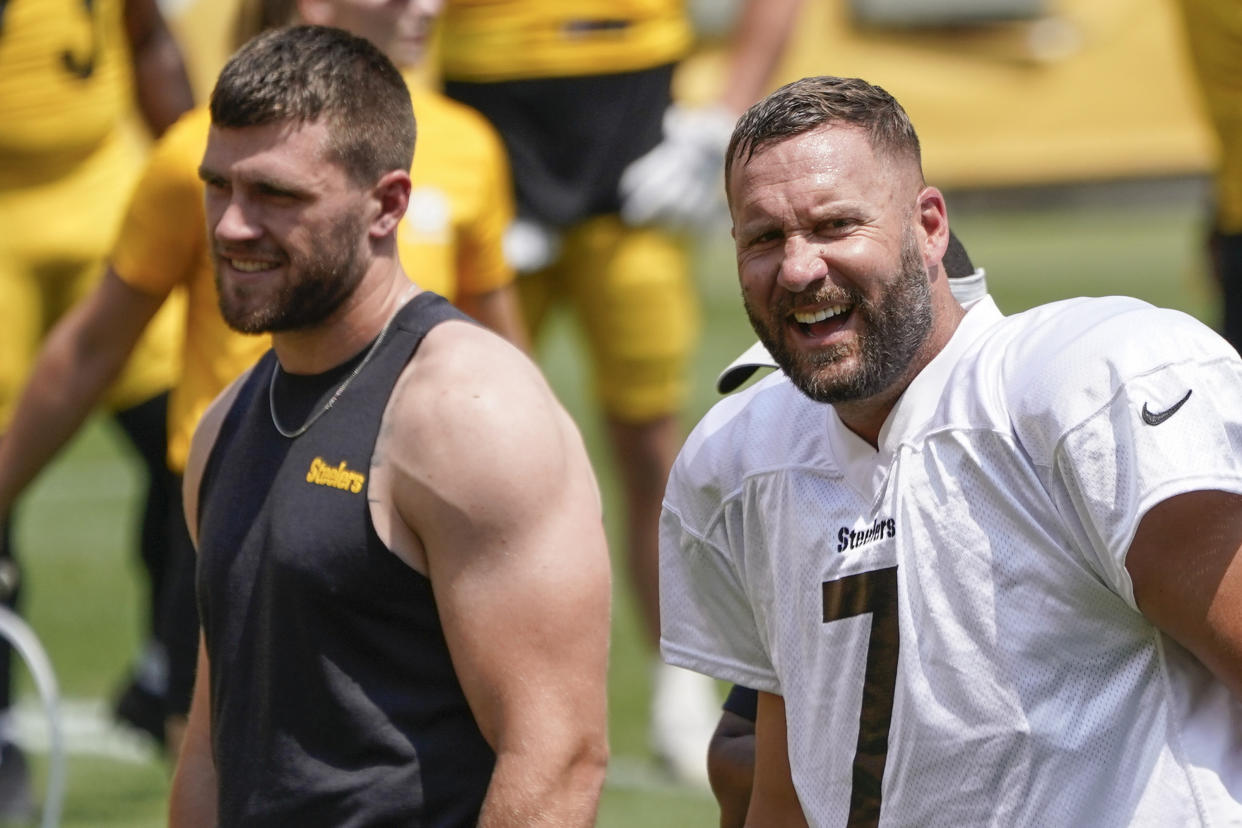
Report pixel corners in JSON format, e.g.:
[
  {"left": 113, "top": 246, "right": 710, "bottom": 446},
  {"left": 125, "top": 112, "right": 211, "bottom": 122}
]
[
  {"left": 914, "top": 186, "right": 949, "bottom": 272},
  {"left": 368, "top": 170, "right": 412, "bottom": 239}
]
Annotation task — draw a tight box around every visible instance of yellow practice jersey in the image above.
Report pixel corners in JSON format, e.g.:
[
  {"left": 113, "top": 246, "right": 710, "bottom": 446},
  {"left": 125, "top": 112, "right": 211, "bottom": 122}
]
[
  {"left": 0, "top": 0, "right": 133, "bottom": 170},
  {"left": 113, "top": 90, "right": 516, "bottom": 472},
  {"left": 110, "top": 106, "right": 266, "bottom": 474},
  {"left": 439, "top": 0, "right": 693, "bottom": 82},
  {"left": 404, "top": 86, "right": 515, "bottom": 300}
]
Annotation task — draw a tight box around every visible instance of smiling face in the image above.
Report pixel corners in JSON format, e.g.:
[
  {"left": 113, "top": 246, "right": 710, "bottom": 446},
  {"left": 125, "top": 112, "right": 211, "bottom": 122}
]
[
  {"left": 200, "top": 119, "right": 373, "bottom": 334},
  {"left": 729, "top": 123, "right": 939, "bottom": 406}
]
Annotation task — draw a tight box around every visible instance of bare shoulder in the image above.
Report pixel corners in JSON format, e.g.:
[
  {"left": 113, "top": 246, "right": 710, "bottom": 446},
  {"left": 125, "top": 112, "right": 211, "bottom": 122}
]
[
  {"left": 378, "top": 320, "right": 599, "bottom": 545},
  {"left": 397, "top": 319, "right": 572, "bottom": 452}
]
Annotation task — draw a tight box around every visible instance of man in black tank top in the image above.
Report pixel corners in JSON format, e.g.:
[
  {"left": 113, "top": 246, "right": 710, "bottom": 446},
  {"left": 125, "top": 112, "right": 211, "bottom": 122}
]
[{"left": 169, "top": 26, "right": 611, "bottom": 827}]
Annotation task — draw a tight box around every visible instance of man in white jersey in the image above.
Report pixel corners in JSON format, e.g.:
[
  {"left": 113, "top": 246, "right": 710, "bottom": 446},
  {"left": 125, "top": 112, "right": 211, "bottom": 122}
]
[{"left": 659, "top": 75, "right": 1242, "bottom": 826}]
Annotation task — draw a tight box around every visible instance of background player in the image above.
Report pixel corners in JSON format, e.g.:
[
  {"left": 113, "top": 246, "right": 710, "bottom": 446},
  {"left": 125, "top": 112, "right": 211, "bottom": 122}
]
[
  {"left": 1174, "top": 0, "right": 1242, "bottom": 354},
  {"left": 661, "top": 75, "right": 1242, "bottom": 823},
  {"left": 169, "top": 26, "right": 609, "bottom": 824},
  {"left": 0, "top": 0, "right": 524, "bottom": 757},
  {"left": 0, "top": 0, "right": 193, "bottom": 814},
  {"left": 437, "top": 0, "right": 805, "bottom": 783}
]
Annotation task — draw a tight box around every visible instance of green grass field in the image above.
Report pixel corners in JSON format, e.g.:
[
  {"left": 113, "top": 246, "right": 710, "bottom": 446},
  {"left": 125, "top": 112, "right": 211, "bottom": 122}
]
[{"left": 7, "top": 178, "right": 1219, "bottom": 826}]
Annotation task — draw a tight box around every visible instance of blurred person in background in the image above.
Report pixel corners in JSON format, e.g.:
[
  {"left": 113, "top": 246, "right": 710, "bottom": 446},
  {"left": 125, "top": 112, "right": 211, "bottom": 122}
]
[
  {"left": 438, "top": 0, "right": 804, "bottom": 784},
  {"left": 1174, "top": 0, "right": 1242, "bottom": 354},
  {"left": 0, "top": 0, "right": 193, "bottom": 815},
  {"left": 0, "top": 0, "right": 524, "bottom": 760}
]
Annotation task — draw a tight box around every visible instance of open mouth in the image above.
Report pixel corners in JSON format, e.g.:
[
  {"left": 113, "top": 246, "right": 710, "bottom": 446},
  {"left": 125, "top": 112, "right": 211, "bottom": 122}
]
[
  {"left": 226, "top": 258, "right": 279, "bottom": 273},
  {"left": 792, "top": 303, "right": 852, "bottom": 338},
  {"left": 215, "top": 249, "right": 283, "bottom": 277}
]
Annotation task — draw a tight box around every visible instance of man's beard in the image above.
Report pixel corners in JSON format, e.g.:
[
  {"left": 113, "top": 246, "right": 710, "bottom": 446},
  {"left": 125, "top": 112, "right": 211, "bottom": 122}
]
[
  {"left": 745, "top": 228, "right": 933, "bottom": 405},
  {"left": 215, "top": 213, "right": 367, "bottom": 335}
]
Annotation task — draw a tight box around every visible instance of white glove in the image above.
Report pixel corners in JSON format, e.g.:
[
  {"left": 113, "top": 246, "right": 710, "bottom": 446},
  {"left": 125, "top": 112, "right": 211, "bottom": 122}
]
[
  {"left": 503, "top": 218, "right": 562, "bottom": 274},
  {"left": 618, "top": 103, "right": 735, "bottom": 231}
]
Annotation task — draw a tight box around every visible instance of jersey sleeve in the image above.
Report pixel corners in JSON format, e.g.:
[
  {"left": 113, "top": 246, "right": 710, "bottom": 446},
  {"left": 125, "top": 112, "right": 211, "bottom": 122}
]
[
  {"left": 659, "top": 425, "right": 782, "bottom": 695},
  {"left": 453, "top": 112, "right": 516, "bottom": 297},
  {"left": 110, "top": 107, "right": 209, "bottom": 297},
  {"left": 1010, "top": 300, "right": 1242, "bottom": 606}
]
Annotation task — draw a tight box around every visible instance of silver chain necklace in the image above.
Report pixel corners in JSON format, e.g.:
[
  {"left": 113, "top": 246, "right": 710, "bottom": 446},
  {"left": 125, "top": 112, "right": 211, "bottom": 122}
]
[{"left": 268, "top": 285, "right": 416, "bottom": 439}]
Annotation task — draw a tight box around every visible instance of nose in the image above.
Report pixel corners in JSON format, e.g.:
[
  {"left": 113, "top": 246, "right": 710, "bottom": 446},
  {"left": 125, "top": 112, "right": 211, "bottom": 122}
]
[
  {"left": 776, "top": 234, "right": 828, "bottom": 293},
  {"left": 212, "top": 196, "right": 262, "bottom": 244}
]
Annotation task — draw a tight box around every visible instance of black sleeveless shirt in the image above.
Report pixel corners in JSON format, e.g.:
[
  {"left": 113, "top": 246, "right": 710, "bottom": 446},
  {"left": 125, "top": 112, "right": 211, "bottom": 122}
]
[{"left": 196, "top": 293, "right": 495, "bottom": 827}]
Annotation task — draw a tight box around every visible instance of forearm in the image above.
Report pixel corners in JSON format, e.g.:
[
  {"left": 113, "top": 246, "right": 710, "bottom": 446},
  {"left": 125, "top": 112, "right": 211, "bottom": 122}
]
[
  {"left": 0, "top": 305, "right": 137, "bottom": 515},
  {"left": 478, "top": 741, "right": 608, "bottom": 827},
  {"left": 718, "top": 0, "right": 804, "bottom": 115}
]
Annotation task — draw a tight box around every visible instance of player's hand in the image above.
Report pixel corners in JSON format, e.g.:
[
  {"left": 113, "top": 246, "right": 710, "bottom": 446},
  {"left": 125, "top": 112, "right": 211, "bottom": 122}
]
[{"left": 618, "top": 103, "right": 735, "bottom": 232}]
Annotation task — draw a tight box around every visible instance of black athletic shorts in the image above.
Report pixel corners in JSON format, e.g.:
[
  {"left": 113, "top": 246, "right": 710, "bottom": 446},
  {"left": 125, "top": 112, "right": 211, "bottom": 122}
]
[
  {"left": 723, "top": 684, "right": 758, "bottom": 723},
  {"left": 444, "top": 63, "right": 674, "bottom": 227}
]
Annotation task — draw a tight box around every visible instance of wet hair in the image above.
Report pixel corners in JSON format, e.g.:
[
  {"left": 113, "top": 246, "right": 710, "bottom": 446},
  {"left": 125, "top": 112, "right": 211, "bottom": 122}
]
[
  {"left": 210, "top": 24, "right": 415, "bottom": 185},
  {"left": 725, "top": 75, "right": 922, "bottom": 191}
]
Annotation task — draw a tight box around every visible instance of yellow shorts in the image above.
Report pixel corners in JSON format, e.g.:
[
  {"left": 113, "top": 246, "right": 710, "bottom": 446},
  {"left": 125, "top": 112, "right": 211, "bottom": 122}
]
[
  {"left": 0, "top": 129, "right": 181, "bottom": 426},
  {"left": 520, "top": 215, "right": 699, "bottom": 422},
  {"left": 1178, "top": 0, "right": 1242, "bottom": 232}
]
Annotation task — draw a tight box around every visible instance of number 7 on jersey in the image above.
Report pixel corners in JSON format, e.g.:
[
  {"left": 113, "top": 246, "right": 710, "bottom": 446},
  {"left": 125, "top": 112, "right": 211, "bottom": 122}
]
[{"left": 822, "top": 566, "right": 899, "bottom": 828}]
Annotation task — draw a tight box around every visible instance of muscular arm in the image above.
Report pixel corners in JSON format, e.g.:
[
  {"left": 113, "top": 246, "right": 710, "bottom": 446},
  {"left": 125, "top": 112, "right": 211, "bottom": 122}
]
[
  {"left": 1126, "top": 489, "right": 1242, "bottom": 697},
  {"left": 0, "top": 269, "right": 165, "bottom": 517},
  {"left": 389, "top": 323, "right": 610, "bottom": 825},
  {"left": 124, "top": 0, "right": 194, "bottom": 136},
  {"left": 746, "top": 692, "right": 806, "bottom": 827},
  {"left": 169, "top": 635, "right": 217, "bottom": 828}
]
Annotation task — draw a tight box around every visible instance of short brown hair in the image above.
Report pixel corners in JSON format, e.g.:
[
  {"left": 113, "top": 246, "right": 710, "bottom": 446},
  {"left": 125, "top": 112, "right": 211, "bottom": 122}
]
[
  {"left": 211, "top": 24, "right": 416, "bottom": 186},
  {"left": 726, "top": 76, "right": 922, "bottom": 189}
]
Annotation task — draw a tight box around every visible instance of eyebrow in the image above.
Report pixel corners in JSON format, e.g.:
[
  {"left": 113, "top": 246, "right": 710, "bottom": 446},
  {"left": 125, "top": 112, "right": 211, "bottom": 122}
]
[{"left": 195, "top": 166, "right": 312, "bottom": 200}]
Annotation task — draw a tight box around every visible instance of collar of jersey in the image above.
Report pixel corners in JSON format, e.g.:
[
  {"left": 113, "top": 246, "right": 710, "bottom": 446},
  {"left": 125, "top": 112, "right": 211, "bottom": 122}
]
[{"left": 826, "top": 295, "right": 1003, "bottom": 504}]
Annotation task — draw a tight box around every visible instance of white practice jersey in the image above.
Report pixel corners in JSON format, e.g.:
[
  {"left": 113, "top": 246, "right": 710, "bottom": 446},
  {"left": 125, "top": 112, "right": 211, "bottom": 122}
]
[{"left": 661, "top": 295, "right": 1242, "bottom": 827}]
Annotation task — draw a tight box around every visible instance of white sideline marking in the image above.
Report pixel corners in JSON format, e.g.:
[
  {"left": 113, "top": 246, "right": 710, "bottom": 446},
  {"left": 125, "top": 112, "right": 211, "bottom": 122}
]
[{"left": 10, "top": 698, "right": 157, "bottom": 763}]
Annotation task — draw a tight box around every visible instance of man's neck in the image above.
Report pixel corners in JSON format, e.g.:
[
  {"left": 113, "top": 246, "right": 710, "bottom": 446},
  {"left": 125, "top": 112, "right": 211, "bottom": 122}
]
[
  {"left": 834, "top": 293, "right": 967, "bottom": 449},
  {"left": 272, "top": 266, "right": 417, "bottom": 376}
]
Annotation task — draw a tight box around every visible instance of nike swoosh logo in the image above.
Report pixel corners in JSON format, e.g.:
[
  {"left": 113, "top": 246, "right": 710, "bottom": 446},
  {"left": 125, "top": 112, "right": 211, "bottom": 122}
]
[{"left": 1141, "top": 389, "right": 1192, "bottom": 426}]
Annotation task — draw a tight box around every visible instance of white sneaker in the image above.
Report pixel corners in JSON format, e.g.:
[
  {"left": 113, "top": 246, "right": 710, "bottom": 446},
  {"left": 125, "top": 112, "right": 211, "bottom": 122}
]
[{"left": 649, "top": 662, "right": 719, "bottom": 789}]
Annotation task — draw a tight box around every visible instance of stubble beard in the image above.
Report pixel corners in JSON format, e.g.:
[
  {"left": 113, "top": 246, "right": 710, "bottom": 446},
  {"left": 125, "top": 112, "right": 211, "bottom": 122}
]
[
  {"left": 215, "top": 212, "right": 368, "bottom": 335},
  {"left": 745, "top": 229, "right": 934, "bottom": 405}
]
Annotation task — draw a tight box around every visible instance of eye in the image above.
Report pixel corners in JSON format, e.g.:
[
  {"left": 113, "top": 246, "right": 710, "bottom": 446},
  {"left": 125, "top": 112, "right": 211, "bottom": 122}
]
[
  {"left": 744, "top": 229, "right": 783, "bottom": 248},
  {"left": 816, "top": 217, "right": 855, "bottom": 236}
]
